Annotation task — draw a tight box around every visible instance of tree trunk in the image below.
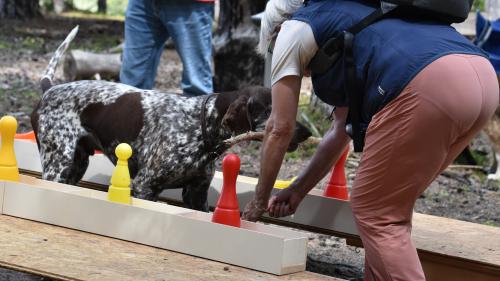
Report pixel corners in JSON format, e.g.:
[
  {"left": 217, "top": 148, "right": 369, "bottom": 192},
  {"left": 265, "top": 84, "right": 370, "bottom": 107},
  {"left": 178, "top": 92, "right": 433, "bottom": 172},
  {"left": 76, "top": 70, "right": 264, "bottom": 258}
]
[
  {"left": 213, "top": 0, "right": 267, "bottom": 91},
  {"left": 53, "top": 0, "right": 65, "bottom": 14},
  {"left": 97, "top": 0, "right": 107, "bottom": 14},
  {"left": 0, "top": 0, "right": 40, "bottom": 19}
]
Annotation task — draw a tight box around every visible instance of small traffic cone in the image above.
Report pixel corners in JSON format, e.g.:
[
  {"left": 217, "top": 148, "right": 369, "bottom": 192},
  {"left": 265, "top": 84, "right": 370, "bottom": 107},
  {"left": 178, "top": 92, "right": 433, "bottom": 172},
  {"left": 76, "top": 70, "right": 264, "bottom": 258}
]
[
  {"left": 323, "top": 147, "right": 349, "bottom": 200},
  {"left": 0, "top": 116, "right": 19, "bottom": 182},
  {"left": 15, "top": 130, "right": 36, "bottom": 142},
  {"left": 212, "top": 153, "right": 241, "bottom": 227},
  {"left": 108, "top": 143, "right": 132, "bottom": 204}
]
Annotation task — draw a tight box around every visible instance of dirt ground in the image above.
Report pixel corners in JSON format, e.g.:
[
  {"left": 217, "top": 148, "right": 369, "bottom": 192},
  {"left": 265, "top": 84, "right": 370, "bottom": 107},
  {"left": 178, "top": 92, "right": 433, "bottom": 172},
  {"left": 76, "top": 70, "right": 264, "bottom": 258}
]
[{"left": 1, "top": 17, "right": 499, "bottom": 280}]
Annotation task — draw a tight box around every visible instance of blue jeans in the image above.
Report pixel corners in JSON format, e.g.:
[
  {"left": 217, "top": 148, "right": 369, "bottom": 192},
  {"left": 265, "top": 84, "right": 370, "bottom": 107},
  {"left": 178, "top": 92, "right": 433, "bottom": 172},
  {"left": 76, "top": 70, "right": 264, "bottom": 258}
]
[{"left": 120, "top": 0, "right": 214, "bottom": 95}]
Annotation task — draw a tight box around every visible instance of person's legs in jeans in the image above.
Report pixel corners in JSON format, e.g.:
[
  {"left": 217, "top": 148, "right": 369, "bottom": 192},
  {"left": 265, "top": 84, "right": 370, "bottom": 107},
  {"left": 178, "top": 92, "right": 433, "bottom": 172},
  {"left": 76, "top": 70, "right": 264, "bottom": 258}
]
[
  {"left": 120, "top": 0, "right": 168, "bottom": 90},
  {"left": 350, "top": 54, "right": 498, "bottom": 281},
  {"left": 157, "top": 1, "right": 214, "bottom": 96}
]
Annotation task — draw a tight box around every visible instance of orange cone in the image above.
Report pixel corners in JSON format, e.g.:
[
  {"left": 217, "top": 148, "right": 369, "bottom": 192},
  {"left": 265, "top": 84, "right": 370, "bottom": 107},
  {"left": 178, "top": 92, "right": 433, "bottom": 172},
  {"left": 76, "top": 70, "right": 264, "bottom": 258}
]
[
  {"left": 323, "top": 147, "right": 349, "bottom": 200},
  {"left": 212, "top": 153, "right": 241, "bottom": 227},
  {"left": 14, "top": 131, "right": 104, "bottom": 154},
  {"left": 15, "top": 131, "right": 36, "bottom": 142}
]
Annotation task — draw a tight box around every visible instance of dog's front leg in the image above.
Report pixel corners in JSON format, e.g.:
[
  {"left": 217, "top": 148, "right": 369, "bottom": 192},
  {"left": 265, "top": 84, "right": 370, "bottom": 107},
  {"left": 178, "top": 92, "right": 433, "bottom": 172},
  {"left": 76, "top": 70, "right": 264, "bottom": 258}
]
[
  {"left": 181, "top": 175, "right": 212, "bottom": 212},
  {"left": 130, "top": 169, "right": 158, "bottom": 201}
]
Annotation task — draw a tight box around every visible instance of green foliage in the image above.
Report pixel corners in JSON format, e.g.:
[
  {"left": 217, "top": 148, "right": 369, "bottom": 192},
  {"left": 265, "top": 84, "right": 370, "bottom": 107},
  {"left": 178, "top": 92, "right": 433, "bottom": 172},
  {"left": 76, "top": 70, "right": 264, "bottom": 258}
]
[
  {"left": 484, "top": 220, "right": 500, "bottom": 227},
  {"left": 72, "top": 0, "right": 127, "bottom": 16},
  {"left": 285, "top": 104, "right": 332, "bottom": 160},
  {"left": 23, "top": 90, "right": 39, "bottom": 99},
  {"left": 298, "top": 105, "right": 332, "bottom": 137},
  {"left": 39, "top": 0, "right": 127, "bottom": 17},
  {"left": 473, "top": 0, "right": 486, "bottom": 11},
  {"left": 285, "top": 141, "right": 318, "bottom": 160},
  {"left": 40, "top": 0, "right": 75, "bottom": 12},
  {"left": 0, "top": 40, "right": 11, "bottom": 50},
  {"left": 72, "top": 35, "right": 121, "bottom": 52},
  {"left": 21, "top": 36, "right": 45, "bottom": 51}
]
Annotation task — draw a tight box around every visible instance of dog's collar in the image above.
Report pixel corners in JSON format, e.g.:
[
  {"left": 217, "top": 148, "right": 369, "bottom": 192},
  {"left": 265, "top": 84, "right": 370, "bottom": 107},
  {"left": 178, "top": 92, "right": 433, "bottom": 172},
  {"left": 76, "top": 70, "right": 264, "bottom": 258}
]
[{"left": 200, "top": 93, "right": 255, "bottom": 160}]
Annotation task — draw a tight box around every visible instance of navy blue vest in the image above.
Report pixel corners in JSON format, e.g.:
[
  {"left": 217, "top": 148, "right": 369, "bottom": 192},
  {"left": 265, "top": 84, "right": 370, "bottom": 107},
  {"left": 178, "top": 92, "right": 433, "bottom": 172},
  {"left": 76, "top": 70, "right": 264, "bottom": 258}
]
[{"left": 292, "top": 0, "right": 485, "bottom": 127}]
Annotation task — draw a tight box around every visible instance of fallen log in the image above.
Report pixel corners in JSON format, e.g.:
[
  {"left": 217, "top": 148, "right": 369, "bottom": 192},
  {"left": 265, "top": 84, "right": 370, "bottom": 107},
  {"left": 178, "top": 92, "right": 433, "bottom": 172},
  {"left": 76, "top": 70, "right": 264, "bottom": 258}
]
[{"left": 63, "top": 50, "right": 121, "bottom": 81}]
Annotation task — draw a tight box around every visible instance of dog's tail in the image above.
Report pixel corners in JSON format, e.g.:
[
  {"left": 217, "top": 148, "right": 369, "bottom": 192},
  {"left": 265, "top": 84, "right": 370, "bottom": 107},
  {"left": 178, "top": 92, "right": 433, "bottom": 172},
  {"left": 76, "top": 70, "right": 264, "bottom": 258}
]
[{"left": 40, "top": 26, "right": 79, "bottom": 93}]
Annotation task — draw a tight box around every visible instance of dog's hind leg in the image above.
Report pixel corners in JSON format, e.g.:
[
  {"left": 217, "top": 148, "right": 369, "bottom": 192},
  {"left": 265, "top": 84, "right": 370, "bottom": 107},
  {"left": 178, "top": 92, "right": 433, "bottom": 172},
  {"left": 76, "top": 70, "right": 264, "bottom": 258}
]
[
  {"left": 37, "top": 123, "right": 91, "bottom": 185},
  {"left": 66, "top": 136, "right": 95, "bottom": 184}
]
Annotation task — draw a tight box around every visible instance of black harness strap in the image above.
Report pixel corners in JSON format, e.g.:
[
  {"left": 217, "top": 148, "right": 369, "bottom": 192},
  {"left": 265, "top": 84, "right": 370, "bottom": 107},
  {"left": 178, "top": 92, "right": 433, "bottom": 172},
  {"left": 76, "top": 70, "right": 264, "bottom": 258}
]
[
  {"left": 309, "top": 9, "right": 386, "bottom": 75},
  {"left": 343, "top": 31, "right": 365, "bottom": 152},
  {"left": 309, "top": 7, "right": 400, "bottom": 152},
  {"left": 200, "top": 94, "right": 255, "bottom": 161}
]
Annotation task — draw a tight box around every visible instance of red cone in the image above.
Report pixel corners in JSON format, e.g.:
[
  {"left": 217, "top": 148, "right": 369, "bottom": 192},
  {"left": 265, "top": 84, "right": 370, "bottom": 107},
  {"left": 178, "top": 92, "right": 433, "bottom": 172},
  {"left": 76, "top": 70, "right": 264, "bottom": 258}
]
[
  {"left": 212, "top": 153, "right": 241, "bottom": 227},
  {"left": 323, "top": 147, "right": 349, "bottom": 200}
]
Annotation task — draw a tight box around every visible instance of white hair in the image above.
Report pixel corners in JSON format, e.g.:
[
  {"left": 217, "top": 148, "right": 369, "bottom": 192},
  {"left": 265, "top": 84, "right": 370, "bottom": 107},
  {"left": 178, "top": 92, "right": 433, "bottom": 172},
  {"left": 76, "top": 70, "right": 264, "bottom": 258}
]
[{"left": 257, "top": 0, "right": 303, "bottom": 56}]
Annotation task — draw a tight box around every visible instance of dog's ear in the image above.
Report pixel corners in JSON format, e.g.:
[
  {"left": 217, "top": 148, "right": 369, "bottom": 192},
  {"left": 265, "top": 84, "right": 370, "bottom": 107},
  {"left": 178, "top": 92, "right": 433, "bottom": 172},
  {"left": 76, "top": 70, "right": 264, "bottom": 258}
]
[
  {"left": 247, "top": 94, "right": 264, "bottom": 117},
  {"left": 222, "top": 95, "right": 252, "bottom": 135}
]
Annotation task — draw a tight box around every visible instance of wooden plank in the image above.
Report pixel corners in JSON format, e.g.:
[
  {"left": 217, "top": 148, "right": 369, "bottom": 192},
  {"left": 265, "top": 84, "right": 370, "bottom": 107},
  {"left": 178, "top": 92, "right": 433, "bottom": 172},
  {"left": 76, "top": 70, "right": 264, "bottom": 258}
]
[
  {"left": 164, "top": 176, "right": 500, "bottom": 280},
  {"left": 420, "top": 253, "right": 500, "bottom": 281},
  {"left": 13, "top": 139, "right": 500, "bottom": 280},
  {"left": 413, "top": 213, "right": 500, "bottom": 281},
  {"left": 0, "top": 215, "right": 341, "bottom": 281},
  {"left": 1, "top": 176, "right": 308, "bottom": 275}
]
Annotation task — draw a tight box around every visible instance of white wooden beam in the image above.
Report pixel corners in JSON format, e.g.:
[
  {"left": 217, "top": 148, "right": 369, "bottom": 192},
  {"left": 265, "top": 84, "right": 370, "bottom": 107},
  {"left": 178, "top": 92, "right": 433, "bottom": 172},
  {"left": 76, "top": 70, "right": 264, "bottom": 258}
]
[
  {"left": 163, "top": 173, "right": 358, "bottom": 235},
  {"left": 14, "top": 139, "right": 358, "bottom": 235},
  {"left": 2, "top": 175, "right": 308, "bottom": 275}
]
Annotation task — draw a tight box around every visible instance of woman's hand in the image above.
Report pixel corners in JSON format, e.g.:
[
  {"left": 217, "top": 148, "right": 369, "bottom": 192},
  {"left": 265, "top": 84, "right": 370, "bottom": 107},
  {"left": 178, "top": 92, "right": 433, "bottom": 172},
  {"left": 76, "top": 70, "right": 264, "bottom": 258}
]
[
  {"left": 267, "top": 186, "right": 305, "bottom": 218},
  {"left": 242, "top": 199, "right": 267, "bottom": 222}
]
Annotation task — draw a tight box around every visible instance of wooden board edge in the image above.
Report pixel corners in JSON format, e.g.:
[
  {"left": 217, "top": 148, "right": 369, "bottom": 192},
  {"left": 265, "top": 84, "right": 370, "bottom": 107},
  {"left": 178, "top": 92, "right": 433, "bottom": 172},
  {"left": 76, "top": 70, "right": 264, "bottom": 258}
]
[
  {"left": 2, "top": 181, "right": 308, "bottom": 275},
  {"left": 0, "top": 259, "right": 76, "bottom": 281}
]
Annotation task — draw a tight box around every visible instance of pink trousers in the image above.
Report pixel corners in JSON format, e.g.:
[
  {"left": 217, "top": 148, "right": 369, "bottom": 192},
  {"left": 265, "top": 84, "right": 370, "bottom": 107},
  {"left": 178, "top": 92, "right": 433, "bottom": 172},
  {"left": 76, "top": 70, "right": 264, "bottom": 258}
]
[{"left": 351, "top": 54, "right": 499, "bottom": 281}]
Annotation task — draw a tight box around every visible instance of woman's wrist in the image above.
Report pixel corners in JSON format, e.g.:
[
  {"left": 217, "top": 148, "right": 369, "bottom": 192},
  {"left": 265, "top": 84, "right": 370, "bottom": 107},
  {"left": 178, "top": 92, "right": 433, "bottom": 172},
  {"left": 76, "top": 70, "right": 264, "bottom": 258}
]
[
  {"left": 288, "top": 180, "right": 309, "bottom": 198},
  {"left": 252, "top": 197, "right": 268, "bottom": 212}
]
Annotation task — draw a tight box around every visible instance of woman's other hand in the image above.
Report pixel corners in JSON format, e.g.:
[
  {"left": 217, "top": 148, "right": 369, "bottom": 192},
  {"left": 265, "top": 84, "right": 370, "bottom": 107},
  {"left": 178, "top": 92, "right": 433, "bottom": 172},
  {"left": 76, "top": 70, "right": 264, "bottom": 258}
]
[{"left": 267, "top": 186, "right": 305, "bottom": 218}]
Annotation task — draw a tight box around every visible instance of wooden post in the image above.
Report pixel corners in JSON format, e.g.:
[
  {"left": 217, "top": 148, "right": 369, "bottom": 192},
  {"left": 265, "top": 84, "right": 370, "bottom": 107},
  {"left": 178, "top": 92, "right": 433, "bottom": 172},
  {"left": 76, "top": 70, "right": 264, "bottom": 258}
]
[
  {"left": 97, "top": 0, "right": 106, "bottom": 14},
  {"left": 0, "top": 0, "right": 40, "bottom": 19},
  {"left": 213, "top": 0, "right": 267, "bottom": 91}
]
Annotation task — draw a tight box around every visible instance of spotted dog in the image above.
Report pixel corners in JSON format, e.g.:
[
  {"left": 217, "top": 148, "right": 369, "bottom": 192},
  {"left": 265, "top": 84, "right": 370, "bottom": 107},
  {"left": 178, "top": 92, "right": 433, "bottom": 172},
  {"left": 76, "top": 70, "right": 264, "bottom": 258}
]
[{"left": 31, "top": 27, "right": 312, "bottom": 211}]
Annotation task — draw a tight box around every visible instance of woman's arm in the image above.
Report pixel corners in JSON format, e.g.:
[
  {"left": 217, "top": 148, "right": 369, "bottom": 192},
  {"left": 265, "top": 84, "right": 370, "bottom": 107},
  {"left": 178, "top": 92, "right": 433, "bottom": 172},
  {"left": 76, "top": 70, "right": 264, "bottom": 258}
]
[
  {"left": 242, "top": 75, "right": 301, "bottom": 221},
  {"left": 268, "top": 107, "right": 350, "bottom": 218},
  {"left": 243, "top": 20, "right": 319, "bottom": 221},
  {"left": 291, "top": 107, "right": 350, "bottom": 197}
]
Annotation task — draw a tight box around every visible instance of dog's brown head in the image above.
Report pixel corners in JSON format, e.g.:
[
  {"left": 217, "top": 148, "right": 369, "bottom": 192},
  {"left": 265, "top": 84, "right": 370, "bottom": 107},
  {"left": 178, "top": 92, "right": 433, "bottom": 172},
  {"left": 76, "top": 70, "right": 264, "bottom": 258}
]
[{"left": 217, "top": 86, "right": 312, "bottom": 152}]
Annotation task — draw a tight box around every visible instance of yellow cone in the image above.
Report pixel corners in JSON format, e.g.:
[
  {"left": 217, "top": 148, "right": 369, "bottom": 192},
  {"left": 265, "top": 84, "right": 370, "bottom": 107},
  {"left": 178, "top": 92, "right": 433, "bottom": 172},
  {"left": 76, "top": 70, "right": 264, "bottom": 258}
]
[
  {"left": 108, "top": 143, "right": 132, "bottom": 204},
  {"left": 274, "top": 177, "right": 297, "bottom": 189},
  {"left": 0, "top": 116, "right": 19, "bottom": 182}
]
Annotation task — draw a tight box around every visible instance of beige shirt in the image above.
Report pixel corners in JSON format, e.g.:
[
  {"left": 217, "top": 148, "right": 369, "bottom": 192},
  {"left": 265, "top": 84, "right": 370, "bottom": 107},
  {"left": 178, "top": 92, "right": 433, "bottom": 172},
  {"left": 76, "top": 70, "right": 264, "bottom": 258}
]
[{"left": 271, "top": 20, "right": 319, "bottom": 86}]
